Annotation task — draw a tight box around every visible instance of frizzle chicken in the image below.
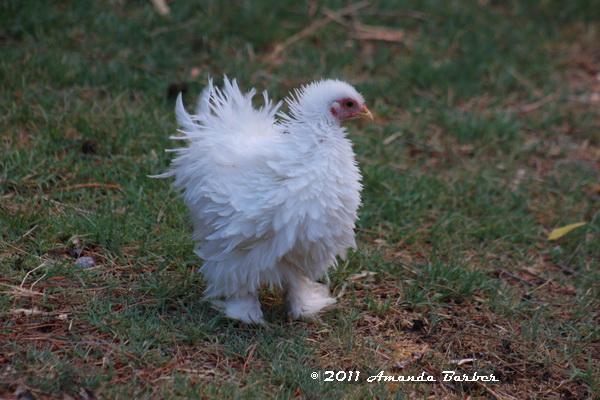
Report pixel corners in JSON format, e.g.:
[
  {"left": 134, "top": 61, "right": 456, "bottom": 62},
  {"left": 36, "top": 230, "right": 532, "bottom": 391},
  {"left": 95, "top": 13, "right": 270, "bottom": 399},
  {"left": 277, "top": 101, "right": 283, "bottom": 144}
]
[{"left": 157, "top": 78, "right": 372, "bottom": 323}]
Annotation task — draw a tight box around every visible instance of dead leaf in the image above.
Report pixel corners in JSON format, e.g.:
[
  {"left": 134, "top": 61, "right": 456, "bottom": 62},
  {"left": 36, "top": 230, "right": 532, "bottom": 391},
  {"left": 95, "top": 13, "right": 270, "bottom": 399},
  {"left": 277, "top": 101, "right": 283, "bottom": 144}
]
[
  {"left": 151, "top": 0, "right": 170, "bottom": 16},
  {"left": 349, "top": 271, "right": 377, "bottom": 281},
  {"left": 548, "top": 222, "right": 587, "bottom": 241},
  {"left": 450, "top": 357, "right": 477, "bottom": 366},
  {"left": 383, "top": 132, "right": 402, "bottom": 145},
  {"left": 390, "top": 339, "right": 429, "bottom": 371},
  {"left": 353, "top": 23, "right": 405, "bottom": 42}
]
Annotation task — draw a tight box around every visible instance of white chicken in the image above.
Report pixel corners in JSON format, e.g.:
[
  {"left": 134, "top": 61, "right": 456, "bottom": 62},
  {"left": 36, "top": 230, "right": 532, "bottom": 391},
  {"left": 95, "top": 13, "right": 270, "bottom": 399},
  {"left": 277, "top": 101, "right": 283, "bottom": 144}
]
[{"left": 157, "top": 77, "right": 372, "bottom": 323}]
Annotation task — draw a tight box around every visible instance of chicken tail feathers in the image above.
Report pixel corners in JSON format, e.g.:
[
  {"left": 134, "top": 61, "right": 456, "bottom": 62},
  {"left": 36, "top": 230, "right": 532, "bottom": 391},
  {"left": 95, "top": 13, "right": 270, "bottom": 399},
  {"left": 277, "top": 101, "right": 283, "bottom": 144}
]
[
  {"left": 175, "top": 92, "right": 198, "bottom": 134},
  {"left": 175, "top": 76, "right": 282, "bottom": 140},
  {"left": 151, "top": 77, "right": 283, "bottom": 180},
  {"left": 195, "top": 77, "right": 214, "bottom": 116}
]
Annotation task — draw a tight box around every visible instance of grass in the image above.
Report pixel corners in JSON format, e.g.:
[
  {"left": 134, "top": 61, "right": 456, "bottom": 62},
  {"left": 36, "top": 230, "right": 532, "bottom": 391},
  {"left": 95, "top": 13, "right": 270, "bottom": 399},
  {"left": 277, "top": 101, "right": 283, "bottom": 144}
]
[{"left": 1, "top": 0, "right": 599, "bottom": 398}]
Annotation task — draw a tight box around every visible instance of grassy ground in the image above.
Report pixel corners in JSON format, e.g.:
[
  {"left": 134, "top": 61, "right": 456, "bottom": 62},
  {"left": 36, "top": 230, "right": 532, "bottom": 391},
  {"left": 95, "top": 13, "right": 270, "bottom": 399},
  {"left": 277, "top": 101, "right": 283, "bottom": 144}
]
[{"left": 1, "top": 1, "right": 599, "bottom": 398}]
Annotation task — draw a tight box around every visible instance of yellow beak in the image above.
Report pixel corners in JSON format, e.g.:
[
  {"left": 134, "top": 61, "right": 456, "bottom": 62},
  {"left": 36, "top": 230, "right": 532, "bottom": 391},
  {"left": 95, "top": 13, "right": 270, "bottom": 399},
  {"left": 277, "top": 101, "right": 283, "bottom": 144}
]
[{"left": 357, "top": 105, "right": 374, "bottom": 120}]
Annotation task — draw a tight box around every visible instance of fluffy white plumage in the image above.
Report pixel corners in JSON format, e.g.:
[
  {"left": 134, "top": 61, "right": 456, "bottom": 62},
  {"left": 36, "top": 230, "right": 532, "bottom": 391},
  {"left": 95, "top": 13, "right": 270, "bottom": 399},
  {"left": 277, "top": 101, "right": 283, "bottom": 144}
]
[{"left": 157, "top": 77, "right": 369, "bottom": 323}]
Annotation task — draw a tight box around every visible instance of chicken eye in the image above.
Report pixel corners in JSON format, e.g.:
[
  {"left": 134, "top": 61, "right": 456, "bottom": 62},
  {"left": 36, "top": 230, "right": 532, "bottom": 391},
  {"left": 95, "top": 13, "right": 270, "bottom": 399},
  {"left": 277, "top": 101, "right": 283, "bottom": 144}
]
[{"left": 345, "top": 100, "right": 355, "bottom": 108}]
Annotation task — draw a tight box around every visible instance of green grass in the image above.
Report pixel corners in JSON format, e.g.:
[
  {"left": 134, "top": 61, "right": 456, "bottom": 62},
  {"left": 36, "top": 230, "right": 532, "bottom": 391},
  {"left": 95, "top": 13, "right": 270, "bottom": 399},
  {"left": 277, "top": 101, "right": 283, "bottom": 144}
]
[{"left": 1, "top": 0, "right": 599, "bottom": 398}]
